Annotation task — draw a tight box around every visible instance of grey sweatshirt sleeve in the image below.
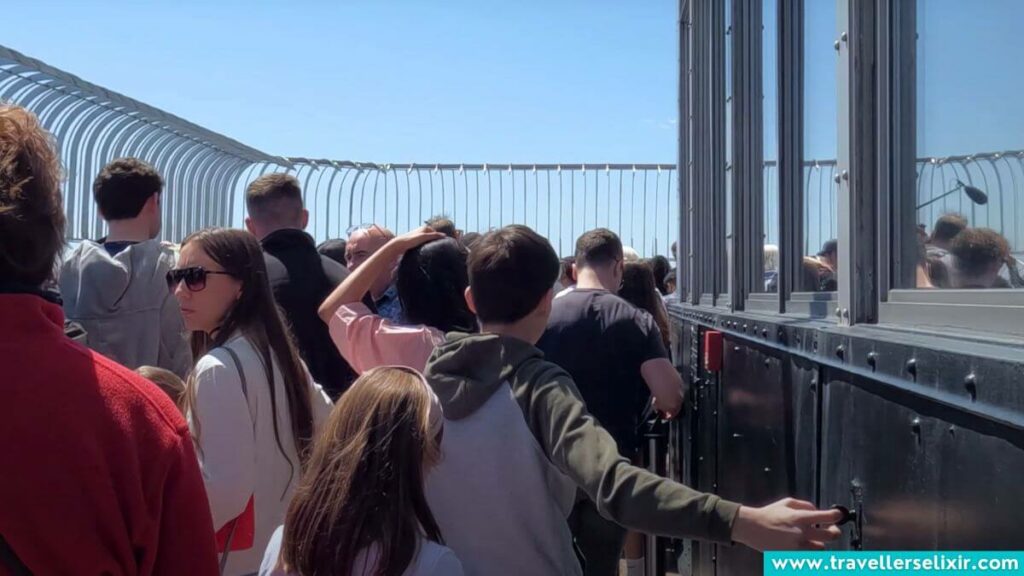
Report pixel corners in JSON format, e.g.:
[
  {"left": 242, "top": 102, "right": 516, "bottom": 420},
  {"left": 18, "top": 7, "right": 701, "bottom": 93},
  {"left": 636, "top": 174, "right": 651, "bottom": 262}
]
[
  {"left": 158, "top": 291, "right": 192, "bottom": 379},
  {"left": 516, "top": 362, "right": 740, "bottom": 544}
]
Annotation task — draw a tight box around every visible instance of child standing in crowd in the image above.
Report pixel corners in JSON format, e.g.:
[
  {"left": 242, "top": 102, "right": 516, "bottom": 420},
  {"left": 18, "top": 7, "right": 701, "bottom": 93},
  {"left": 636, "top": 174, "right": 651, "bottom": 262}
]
[
  {"left": 422, "top": 225, "right": 842, "bottom": 576},
  {"left": 0, "top": 104, "right": 218, "bottom": 574},
  {"left": 260, "top": 366, "right": 463, "bottom": 576},
  {"left": 319, "top": 226, "right": 476, "bottom": 373},
  {"left": 171, "top": 227, "right": 333, "bottom": 575},
  {"left": 137, "top": 365, "right": 186, "bottom": 413}
]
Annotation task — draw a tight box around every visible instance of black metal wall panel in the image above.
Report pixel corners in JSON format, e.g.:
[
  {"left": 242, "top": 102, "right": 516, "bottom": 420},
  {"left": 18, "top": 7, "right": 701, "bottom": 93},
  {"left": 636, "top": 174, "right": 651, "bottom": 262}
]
[
  {"left": 671, "top": 304, "right": 1024, "bottom": 575},
  {"left": 821, "top": 375, "right": 1024, "bottom": 550},
  {"left": 715, "top": 340, "right": 820, "bottom": 576}
]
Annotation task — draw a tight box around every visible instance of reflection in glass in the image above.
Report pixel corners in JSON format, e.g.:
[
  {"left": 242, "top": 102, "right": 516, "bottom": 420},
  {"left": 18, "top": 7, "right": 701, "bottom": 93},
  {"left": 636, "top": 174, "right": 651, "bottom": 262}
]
[
  {"left": 801, "top": 0, "right": 838, "bottom": 292},
  {"left": 913, "top": 0, "right": 1024, "bottom": 289}
]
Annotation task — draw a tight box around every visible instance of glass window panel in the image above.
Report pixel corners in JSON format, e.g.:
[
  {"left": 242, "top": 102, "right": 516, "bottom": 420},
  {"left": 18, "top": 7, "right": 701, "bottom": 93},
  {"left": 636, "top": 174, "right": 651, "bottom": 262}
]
[
  {"left": 800, "top": 0, "right": 839, "bottom": 292},
  {"left": 907, "top": 0, "right": 1024, "bottom": 290}
]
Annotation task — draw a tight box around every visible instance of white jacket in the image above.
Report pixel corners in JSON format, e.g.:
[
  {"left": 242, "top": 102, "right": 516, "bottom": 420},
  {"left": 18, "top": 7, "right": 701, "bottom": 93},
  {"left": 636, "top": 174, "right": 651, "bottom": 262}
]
[{"left": 191, "top": 333, "right": 333, "bottom": 576}]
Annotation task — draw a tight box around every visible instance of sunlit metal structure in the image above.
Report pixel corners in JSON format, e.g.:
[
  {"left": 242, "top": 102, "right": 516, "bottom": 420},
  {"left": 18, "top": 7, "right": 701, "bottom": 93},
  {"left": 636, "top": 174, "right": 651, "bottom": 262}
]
[
  {"left": 236, "top": 161, "right": 680, "bottom": 256},
  {"left": 6, "top": 43, "right": 1022, "bottom": 260},
  {"left": 0, "top": 44, "right": 284, "bottom": 242}
]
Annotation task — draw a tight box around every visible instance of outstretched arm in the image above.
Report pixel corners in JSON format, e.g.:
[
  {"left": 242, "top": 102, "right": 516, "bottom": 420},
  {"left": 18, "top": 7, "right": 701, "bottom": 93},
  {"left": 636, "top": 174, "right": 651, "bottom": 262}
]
[{"left": 518, "top": 363, "right": 841, "bottom": 549}]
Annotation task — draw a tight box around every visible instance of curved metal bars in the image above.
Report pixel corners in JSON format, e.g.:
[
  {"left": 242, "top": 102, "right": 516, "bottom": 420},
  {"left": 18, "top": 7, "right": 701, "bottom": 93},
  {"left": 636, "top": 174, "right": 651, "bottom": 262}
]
[
  {"left": 1, "top": 44, "right": 285, "bottom": 242},
  {"left": 8, "top": 44, "right": 1019, "bottom": 256},
  {"left": 236, "top": 161, "right": 680, "bottom": 257}
]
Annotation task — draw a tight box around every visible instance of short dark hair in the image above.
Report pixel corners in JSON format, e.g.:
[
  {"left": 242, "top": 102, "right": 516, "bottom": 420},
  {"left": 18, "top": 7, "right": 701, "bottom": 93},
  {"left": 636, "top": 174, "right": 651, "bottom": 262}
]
[
  {"left": 817, "top": 239, "right": 838, "bottom": 258},
  {"left": 469, "top": 225, "right": 560, "bottom": 324},
  {"left": 931, "top": 213, "right": 968, "bottom": 244},
  {"left": 425, "top": 215, "right": 458, "bottom": 238},
  {"left": 0, "top": 105, "right": 65, "bottom": 287},
  {"left": 247, "top": 173, "right": 304, "bottom": 225},
  {"left": 574, "top": 228, "right": 623, "bottom": 269},
  {"left": 950, "top": 227, "right": 1010, "bottom": 277},
  {"left": 396, "top": 238, "right": 476, "bottom": 333},
  {"left": 317, "top": 238, "right": 347, "bottom": 266},
  {"left": 93, "top": 157, "right": 162, "bottom": 221}
]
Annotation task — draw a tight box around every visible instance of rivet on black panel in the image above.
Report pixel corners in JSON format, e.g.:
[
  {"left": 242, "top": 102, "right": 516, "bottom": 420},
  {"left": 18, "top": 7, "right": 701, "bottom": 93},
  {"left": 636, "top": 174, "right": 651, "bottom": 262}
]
[
  {"left": 762, "top": 328, "right": 769, "bottom": 338},
  {"left": 905, "top": 358, "right": 918, "bottom": 380},
  {"left": 866, "top": 351, "right": 878, "bottom": 371},
  {"left": 835, "top": 345, "right": 845, "bottom": 360},
  {"left": 911, "top": 417, "right": 922, "bottom": 445},
  {"left": 964, "top": 373, "right": 977, "bottom": 402}
]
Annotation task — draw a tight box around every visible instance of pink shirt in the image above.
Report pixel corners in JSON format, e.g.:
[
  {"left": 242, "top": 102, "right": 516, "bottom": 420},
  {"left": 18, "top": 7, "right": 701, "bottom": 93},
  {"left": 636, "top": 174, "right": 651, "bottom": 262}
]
[{"left": 328, "top": 303, "right": 444, "bottom": 374}]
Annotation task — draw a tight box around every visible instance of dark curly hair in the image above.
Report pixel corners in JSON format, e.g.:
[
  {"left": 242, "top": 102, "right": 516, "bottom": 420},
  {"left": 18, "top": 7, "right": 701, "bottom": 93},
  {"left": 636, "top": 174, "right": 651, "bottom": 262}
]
[{"left": 93, "top": 157, "right": 162, "bottom": 220}]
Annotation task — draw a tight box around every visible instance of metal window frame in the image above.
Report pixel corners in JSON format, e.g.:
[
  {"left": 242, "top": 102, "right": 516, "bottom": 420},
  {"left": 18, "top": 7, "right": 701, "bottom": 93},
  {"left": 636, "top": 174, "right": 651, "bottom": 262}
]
[
  {"left": 715, "top": 0, "right": 729, "bottom": 306},
  {"left": 875, "top": 0, "right": 1024, "bottom": 338},
  {"left": 781, "top": 0, "right": 842, "bottom": 319},
  {"left": 679, "top": 0, "right": 692, "bottom": 304},
  {"left": 729, "top": 0, "right": 763, "bottom": 311}
]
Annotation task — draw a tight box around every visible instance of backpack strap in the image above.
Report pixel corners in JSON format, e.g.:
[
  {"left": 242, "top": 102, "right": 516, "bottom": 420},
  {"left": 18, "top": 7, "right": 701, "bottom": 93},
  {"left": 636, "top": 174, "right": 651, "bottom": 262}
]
[
  {"left": 216, "top": 345, "right": 251, "bottom": 574},
  {"left": 222, "top": 346, "right": 248, "bottom": 401}
]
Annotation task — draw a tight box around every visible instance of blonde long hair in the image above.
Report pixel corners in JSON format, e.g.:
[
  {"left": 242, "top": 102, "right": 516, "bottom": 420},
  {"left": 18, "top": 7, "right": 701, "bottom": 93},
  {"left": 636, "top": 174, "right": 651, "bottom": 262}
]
[{"left": 282, "top": 367, "right": 444, "bottom": 576}]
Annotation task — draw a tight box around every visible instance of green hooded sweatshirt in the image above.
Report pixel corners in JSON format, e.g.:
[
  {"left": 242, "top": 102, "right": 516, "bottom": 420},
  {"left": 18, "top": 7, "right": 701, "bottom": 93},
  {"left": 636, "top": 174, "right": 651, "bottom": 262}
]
[{"left": 424, "top": 332, "right": 740, "bottom": 574}]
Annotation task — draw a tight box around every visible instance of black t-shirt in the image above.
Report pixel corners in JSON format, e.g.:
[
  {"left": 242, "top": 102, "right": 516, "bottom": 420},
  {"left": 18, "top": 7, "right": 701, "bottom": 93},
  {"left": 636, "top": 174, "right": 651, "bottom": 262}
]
[
  {"left": 537, "top": 288, "right": 668, "bottom": 452},
  {"left": 103, "top": 240, "right": 138, "bottom": 257}
]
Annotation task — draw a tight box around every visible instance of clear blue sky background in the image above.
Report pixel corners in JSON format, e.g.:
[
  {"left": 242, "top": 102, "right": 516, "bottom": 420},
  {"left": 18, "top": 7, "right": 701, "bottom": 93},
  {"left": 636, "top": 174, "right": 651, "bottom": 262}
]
[{"left": 6, "top": 0, "right": 678, "bottom": 164}]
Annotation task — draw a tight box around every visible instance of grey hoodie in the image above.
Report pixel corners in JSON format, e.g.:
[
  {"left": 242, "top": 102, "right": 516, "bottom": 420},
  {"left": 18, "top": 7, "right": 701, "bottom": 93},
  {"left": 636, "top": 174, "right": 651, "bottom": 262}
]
[
  {"left": 59, "top": 239, "right": 191, "bottom": 378},
  {"left": 424, "top": 332, "right": 739, "bottom": 576}
]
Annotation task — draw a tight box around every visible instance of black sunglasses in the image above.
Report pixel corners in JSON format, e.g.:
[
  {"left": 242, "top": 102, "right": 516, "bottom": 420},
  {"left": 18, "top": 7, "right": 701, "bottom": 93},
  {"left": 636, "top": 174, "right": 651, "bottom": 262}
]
[{"left": 166, "top": 266, "right": 233, "bottom": 292}]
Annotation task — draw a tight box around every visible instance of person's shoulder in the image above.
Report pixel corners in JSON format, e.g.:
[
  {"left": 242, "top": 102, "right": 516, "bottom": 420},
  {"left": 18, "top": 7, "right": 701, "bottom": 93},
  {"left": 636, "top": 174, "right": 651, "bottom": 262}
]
[
  {"left": 589, "top": 290, "right": 641, "bottom": 318},
  {"left": 417, "top": 540, "right": 464, "bottom": 576},
  {"left": 89, "top": 349, "right": 191, "bottom": 436},
  {"left": 262, "top": 251, "right": 289, "bottom": 285}
]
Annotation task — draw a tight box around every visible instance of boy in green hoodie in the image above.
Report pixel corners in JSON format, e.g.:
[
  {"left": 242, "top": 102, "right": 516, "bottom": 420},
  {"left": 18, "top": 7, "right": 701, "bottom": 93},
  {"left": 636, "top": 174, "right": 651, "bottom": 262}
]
[{"left": 422, "top": 225, "right": 841, "bottom": 576}]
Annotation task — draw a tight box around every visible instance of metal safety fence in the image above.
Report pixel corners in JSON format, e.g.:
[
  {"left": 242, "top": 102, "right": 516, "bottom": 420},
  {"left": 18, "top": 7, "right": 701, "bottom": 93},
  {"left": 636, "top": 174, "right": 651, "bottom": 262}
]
[
  {"left": 0, "top": 44, "right": 282, "bottom": 242},
  {"left": 234, "top": 161, "right": 679, "bottom": 257},
  {"left": 5, "top": 44, "right": 1022, "bottom": 259}
]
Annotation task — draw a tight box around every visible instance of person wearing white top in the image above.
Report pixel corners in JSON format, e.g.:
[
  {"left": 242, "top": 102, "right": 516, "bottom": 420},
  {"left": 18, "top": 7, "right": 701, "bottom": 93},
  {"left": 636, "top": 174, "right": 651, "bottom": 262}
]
[
  {"left": 258, "top": 366, "right": 463, "bottom": 576},
  {"left": 171, "top": 228, "right": 334, "bottom": 575}
]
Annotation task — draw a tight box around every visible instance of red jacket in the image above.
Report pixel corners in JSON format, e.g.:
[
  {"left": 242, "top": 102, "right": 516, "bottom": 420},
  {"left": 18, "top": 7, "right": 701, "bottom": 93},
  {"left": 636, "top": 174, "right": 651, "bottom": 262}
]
[{"left": 0, "top": 293, "right": 218, "bottom": 575}]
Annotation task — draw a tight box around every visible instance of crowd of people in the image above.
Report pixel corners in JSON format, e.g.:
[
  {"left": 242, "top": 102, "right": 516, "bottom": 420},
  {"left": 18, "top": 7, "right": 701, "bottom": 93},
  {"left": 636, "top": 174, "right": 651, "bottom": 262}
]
[
  {"left": 759, "top": 216, "right": 1023, "bottom": 293},
  {"left": 2, "top": 103, "right": 848, "bottom": 576}
]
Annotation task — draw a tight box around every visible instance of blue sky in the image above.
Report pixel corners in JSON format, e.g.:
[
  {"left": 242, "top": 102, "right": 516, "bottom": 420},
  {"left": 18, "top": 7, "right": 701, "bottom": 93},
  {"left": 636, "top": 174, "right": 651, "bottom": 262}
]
[{"left": 6, "top": 0, "right": 678, "bottom": 164}]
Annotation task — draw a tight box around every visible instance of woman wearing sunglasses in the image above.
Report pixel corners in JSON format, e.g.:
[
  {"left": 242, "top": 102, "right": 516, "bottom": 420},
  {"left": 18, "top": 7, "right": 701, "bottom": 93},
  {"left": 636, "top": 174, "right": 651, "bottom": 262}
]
[
  {"left": 318, "top": 226, "right": 477, "bottom": 374},
  {"left": 169, "top": 228, "right": 333, "bottom": 576},
  {"left": 259, "top": 366, "right": 462, "bottom": 576}
]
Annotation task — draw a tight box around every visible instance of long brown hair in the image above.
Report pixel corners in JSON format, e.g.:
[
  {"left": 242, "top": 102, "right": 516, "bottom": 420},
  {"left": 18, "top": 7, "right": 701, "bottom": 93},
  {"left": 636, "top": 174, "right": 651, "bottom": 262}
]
[
  {"left": 182, "top": 228, "right": 315, "bottom": 477},
  {"left": 281, "top": 366, "right": 444, "bottom": 576},
  {"left": 620, "top": 261, "right": 671, "bottom": 348}
]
